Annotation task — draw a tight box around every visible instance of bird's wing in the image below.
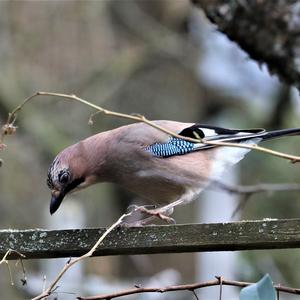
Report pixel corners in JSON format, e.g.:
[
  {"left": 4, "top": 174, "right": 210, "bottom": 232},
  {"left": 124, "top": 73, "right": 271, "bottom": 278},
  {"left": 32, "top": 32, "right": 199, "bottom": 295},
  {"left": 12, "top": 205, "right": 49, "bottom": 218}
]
[
  {"left": 145, "top": 124, "right": 266, "bottom": 158},
  {"left": 179, "top": 124, "right": 266, "bottom": 142}
]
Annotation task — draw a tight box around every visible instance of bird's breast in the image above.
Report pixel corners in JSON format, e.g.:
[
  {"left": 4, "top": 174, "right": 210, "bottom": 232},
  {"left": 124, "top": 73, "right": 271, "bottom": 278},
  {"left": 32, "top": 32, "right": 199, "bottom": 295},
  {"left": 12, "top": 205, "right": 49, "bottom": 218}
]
[
  {"left": 115, "top": 150, "right": 216, "bottom": 204},
  {"left": 122, "top": 168, "right": 187, "bottom": 204}
]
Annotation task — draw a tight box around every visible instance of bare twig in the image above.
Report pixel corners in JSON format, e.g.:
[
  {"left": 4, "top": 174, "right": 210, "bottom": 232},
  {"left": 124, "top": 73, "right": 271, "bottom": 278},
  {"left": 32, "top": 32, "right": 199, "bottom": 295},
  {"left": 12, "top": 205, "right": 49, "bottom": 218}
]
[
  {"left": 31, "top": 212, "right": 132, "bottom": 300},
  {"left": 231, "top": 196, "right": 252, "bottom": 218},
  {"left": 42, "top": 275, "right": 46, "bottom": 293},
  {"left": 0, "top": 249, "right": 26, "bottom": 286},
  {"left": 188, "top": 174, "right": 300, "bottom": 217},
  {"left": 77, "top": 277, "right": 300, "bottom": 300},
  {"left": 9, "top": 92, "right": 201, "bottom": 142},
  {"left": 15, "top": 257, "right": 27, "bottom": 285},
  {"left": 210, "top": 181, "right": 300, "bottom": 217},
  {"left": 214, "top": 182, "right": 300, "bottom": 195},
  {"left": 216, "top": 276, "right": 223, "bottom": 300},
  {"left": 2, "top": 91, "right": 300, "bottom": 164},
  {"left": 192, "top": 290, "right": 199, "bottom": 300},
  {"left": 203, "top": 139, "right": 300, "bottom": 163}
]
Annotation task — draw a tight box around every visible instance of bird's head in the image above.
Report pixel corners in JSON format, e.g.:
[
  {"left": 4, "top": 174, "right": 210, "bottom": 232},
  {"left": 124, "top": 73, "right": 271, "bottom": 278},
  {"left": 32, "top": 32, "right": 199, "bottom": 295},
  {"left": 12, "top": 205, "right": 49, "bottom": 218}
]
[
  {"left": 47, "top": 147, "right": 88, "bottom": 215},
  {"left": 47, "top": 134, "right": 111, "bottom": 214}
]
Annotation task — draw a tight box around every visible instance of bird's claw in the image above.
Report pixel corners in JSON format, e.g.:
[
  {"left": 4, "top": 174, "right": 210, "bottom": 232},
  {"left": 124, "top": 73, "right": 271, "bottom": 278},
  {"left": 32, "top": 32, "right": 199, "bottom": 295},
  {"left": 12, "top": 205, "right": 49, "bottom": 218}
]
[
  {"left": 155, "top": 213, "right": 176, "bottom": 224},
  {"left": 163, "top": 215, "right": 176, "bottom": 224},
  {"left": 119, "top": 220, "right": 151, "bottom": 227},
  {"left": 124, "top": 204, "right": 175, "bottom": 226},
  {"left": 126, "top": 204, "right": 157, "bottom": 213},
  {"left": 126, "top": 204, "right": 139, "bottom": 213},
  {"left": 137, "top": 207, "right": 176, "bottom": 224}
]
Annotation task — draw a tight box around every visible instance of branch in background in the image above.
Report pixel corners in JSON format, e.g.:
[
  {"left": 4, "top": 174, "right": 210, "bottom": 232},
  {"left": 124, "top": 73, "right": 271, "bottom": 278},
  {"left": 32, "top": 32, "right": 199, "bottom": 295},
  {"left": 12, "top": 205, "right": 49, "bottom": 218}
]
[
  {"left": 215, "top": 182, "right": 300, "bottom": 196},
  {"left": 2, "top": 92, "right": 300, "bottom": 166},
  {"left": 213, "top": 181, "right": 300, "bottom": 217},
  {"left": 77, "top": 276, "right": 300, "bottom": 300},
  {"left": 191, "top": 0, "right": 300, "bottom": 89},
  {"left": 31, "top": 212, "right": 132, "bottom": 300}
]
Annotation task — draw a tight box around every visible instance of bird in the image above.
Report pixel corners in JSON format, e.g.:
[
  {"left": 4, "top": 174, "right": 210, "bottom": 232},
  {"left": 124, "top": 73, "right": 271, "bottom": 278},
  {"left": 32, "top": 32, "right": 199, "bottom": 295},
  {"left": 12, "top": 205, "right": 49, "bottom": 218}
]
[{"left": 47, "top": 121, "right": 300, "bottom": 223}]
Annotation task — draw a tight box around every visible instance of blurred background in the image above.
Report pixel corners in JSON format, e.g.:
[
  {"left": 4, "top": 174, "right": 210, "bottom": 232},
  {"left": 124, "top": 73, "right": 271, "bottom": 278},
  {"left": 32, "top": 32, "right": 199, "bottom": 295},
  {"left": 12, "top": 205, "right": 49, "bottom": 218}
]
[{"left": 0, "top": 1, "right": 299, "bottom": 299}]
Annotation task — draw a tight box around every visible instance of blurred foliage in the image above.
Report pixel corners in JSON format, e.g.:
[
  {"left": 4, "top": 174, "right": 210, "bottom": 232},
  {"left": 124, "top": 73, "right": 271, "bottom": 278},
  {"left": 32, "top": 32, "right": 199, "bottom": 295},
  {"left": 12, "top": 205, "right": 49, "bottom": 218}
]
[{"left": 0, "top": 0, "right": 299, "bottom": 299}]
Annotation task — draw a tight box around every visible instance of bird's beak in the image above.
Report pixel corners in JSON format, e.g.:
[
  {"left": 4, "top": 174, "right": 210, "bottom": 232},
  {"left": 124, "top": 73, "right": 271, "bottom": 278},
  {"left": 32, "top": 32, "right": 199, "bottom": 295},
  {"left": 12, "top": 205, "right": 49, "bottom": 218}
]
[{"left": 50, "top": 191, "right": 65, "bottom": 215}]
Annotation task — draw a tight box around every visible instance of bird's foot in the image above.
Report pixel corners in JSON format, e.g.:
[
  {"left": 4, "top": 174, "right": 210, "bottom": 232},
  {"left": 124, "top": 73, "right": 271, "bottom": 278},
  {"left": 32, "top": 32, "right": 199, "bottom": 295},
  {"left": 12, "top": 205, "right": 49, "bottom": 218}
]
[
  {"left": 136, "top": 206, "right": 176, "bottom": 224},
  {"left": 123, "top": 205, "right": 176, "bottom": 226},
  {"left": 120, "top": 219, "right": 158, "bottom": 227},
  {"left": 126, "top": 204, "right": 157, "bottom": 213}
]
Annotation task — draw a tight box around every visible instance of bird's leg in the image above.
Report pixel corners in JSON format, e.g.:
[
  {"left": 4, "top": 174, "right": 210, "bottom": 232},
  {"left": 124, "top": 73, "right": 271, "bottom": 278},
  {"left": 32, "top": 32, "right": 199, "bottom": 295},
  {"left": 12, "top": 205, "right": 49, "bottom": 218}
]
[
  {"left": 128, "top": 209, "right": 175, "bottom": 227},
  {"left": 137, "top": 193, "right": 195, "bottom": 225},
  {"left": 120, "top": 204, "right": 160, "bottom": 227},
  {"left": 121, "top": 205, "right": 175, "bottom": 227},
  {"left": 122, "top": 193, "right": 194, "bottom": 226},
  {"left": 136, "top": 206, "right": 176, "bottom": 224},
  {"left": 126, "top": 204, "right": 157, "bottom": 213}
]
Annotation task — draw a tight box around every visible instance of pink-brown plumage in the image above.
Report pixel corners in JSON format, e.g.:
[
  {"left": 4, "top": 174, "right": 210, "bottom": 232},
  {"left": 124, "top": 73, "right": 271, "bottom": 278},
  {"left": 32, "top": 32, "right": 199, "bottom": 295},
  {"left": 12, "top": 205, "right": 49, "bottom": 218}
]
[
  {"left": 63, "top": 121, "right": 214, "bottom": 203},
  {"left": 47, "top": 121, "right": 300, "bottom": 217}
]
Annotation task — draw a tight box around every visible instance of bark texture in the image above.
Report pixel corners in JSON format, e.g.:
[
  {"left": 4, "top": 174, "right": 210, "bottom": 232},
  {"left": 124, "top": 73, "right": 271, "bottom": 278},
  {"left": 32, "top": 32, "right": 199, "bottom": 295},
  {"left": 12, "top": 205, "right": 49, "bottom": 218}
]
[{"left": 192, "top": 0, "right": 300, "bottom": 88}]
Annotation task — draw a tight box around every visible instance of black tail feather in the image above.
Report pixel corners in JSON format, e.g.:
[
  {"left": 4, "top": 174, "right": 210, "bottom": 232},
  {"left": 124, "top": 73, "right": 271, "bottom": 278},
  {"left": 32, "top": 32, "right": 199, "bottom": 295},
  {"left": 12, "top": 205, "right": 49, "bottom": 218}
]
[{"left": 262, "top": 128, "right": 300, "bottom": 141}]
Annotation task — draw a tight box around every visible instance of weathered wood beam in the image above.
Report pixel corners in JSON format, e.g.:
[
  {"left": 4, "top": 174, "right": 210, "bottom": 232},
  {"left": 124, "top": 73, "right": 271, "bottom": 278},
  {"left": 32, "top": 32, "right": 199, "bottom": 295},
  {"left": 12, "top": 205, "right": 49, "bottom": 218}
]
[{"left": 1, "top": 219, "right": 300, "bottom": 260}]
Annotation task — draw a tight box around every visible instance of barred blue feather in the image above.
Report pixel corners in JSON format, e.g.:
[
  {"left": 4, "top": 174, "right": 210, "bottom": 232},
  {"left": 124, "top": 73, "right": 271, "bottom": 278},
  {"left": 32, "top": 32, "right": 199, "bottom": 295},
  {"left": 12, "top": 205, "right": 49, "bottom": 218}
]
[{"left": 145, "top": 137, "right": 196, "bottom": 157}]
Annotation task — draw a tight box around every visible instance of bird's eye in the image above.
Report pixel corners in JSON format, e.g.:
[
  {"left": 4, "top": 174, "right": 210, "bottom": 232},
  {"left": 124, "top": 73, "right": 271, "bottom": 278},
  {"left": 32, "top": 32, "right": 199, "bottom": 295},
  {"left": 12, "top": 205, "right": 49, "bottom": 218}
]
[{"left": 58, "top": 171, "right": 70, "bottom": 184}]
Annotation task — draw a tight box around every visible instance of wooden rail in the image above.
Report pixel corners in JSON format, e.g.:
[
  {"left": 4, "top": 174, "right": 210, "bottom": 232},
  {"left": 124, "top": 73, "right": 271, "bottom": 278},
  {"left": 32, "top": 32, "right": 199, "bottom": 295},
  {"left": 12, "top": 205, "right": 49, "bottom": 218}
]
[{"left": 1, "top": 219, "right": 300, "bottom": 260}]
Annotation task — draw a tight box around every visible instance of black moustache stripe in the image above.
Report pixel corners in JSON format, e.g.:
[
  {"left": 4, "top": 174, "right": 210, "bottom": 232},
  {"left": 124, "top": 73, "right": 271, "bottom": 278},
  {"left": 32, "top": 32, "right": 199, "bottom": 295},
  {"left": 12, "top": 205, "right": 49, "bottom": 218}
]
[{"left": 64, "top": 177, "right": 85, "bottom": 194}]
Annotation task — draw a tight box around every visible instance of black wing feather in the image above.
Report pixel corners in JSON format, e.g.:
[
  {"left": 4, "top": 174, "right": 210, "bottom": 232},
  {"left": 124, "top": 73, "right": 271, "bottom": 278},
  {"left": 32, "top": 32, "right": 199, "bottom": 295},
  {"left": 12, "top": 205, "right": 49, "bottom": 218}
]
[{"left": 179, "top": 124, "right": 266, "bottom": 142}]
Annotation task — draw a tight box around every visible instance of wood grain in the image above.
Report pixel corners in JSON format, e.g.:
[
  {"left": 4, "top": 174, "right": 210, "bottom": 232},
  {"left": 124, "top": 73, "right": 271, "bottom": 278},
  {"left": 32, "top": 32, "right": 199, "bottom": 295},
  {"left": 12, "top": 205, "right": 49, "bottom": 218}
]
[{"left": 1, "top": 219, "right": 299, "bottom": 259}]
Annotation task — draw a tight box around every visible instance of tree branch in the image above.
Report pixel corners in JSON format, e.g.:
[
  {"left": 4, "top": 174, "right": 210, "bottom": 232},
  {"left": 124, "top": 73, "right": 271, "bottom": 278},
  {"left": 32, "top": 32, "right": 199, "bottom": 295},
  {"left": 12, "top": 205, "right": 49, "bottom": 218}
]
[
  {"left": 0, "top": 249, "right": 26, "bottom": 286},
  {"left": 192, "top": 0, "right": 300, "bottom": 89},
  {"left": 77, "top": 276, "right": 300, "bottom": 300},
  {"left": 214, "top": 181, "right": 300, "bottom": 195},
  {"left": 2, "top": 91, "right": 300, "bottom": 165}
]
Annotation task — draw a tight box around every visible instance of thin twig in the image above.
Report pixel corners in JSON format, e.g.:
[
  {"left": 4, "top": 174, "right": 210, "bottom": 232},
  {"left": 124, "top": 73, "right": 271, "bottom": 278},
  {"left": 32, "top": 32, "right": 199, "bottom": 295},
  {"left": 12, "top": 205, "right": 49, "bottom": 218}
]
[
  {"left": 216, "top": 276, "right": 223, "bottom": 300},
  {"left": 203, "top": 139, "right": 300, "bottom": 163},
  {"left": 2, "top": 91, "right": 300, "bottom": 164},
  {"left": 42, "top": 275, "right": 46, "bottom": 293},
  {"left": 77, "top": 278, "right": 300, "bottom": 300},
  {"left": 192, "top": 290, "right": 199, "bottom": 300},
  {"left": 31, "top": 212, "right": 132, "bottom": 300},
  {"left": 0, "top": 249, "right": 26, "bottom": 286},
  {"left": 210, "top": 181, "right": 300, "bottom": 217},
  {"left": 24, "top": 92, "right": 201, "bottom": 142},
  {"left": 204, "top": 177, "right": 300, "bottom": 217},
  {"left": 231, "top": 195, "right": 252, "bottom": 218},
  {"left": 214, "top": 182, "right": 300, "bottom": 195},
  {"left": 15, "top": 257, "right": 27, "bottom": 285}
]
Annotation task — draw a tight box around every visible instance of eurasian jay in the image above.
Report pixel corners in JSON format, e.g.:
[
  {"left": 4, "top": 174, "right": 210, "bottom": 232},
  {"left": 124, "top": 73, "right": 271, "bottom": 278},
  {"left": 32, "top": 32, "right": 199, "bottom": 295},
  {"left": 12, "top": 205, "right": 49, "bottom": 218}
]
[{"left": 47, "top": 121, "right": 300, "bottom": 222}]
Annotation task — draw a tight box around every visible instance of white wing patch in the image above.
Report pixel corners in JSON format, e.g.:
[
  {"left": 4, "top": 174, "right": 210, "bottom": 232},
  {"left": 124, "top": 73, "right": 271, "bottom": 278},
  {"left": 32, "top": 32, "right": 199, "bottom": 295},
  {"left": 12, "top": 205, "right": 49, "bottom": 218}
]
[
  {"left": 210, "top": 138, "right": 261, "bottom": 180},
  {"left": 202, "top": 128, "right": 259, "bottom": 140},
  {"left": 201, "top": 128, "right": 216, "bottom": 137}
]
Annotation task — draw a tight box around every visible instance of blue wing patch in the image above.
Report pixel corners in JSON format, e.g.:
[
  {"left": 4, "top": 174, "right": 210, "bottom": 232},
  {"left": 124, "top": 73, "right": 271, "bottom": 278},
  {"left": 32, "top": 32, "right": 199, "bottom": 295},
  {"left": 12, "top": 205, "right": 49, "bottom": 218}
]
[
  {"left": 145, "top": 124, "right": 267, "bottom": 158},
  {"left": 145, "top": 137, "right": 196, "bottom": 157}
]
